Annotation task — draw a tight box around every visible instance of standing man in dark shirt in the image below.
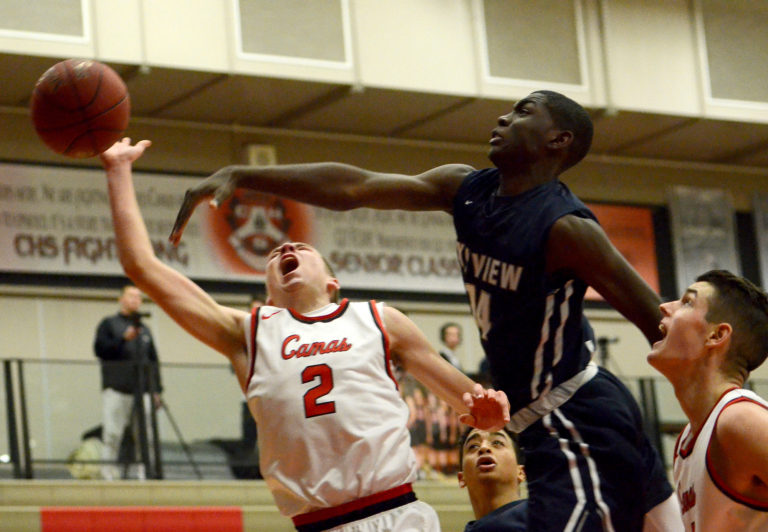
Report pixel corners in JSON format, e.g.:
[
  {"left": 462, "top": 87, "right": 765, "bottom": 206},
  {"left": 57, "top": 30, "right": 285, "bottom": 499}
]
[
  {"left": 94, "top": 285, "right": 162, "bottom": 480},
  {"left": 438, "top": 322, "right": 464, "bottom": 372}
]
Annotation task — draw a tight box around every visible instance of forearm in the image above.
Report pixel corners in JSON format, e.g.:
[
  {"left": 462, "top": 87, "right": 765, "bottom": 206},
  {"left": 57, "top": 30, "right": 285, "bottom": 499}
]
[
  {"left": 223, "top": 162, "right": 457, "bottom": 211},
  {"left": 105, "top": 162, "right": 158, "bottom": 279},
  {"left": 406, "top": 353, "right": 477, "bottom": 415},
  {"left": 227, "top": 163, "right": 372, "bottom": 210}
]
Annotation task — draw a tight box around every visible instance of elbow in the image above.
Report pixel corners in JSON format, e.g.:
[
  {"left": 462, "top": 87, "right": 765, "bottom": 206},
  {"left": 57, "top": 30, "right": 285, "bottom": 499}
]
[{"left": 120, "top": 255, "right": 158, "bottom": 286}]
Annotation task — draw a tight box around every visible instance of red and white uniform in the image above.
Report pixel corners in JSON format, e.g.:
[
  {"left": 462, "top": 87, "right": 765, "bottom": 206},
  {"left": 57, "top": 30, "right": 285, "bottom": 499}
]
[
  {"left": 244, "top": 299, "right": 418, "bottom": 519},
  {"left": 673, "top": 387, "right": 768, "bottom": 531}
]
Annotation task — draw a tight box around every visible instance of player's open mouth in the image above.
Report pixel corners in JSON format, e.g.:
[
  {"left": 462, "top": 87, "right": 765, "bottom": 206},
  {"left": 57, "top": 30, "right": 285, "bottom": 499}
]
[
  {"left": 477, "top": 456, "right": 496, "bottom": 471},
  {"left": 659, "top": 323, "right": 667, "bottom": 338},
  {"left": 280, "top": 256, "right": 299, "bottom": 276}
]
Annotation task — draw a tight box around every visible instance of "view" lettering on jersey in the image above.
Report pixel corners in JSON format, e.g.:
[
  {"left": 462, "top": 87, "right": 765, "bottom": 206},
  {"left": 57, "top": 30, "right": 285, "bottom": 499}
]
[
  {"left": 456, "top": 242, "right": 523, "bottom": 290},
  {"left": 281, "top": 334, "right": 352, "bottom": 359}
]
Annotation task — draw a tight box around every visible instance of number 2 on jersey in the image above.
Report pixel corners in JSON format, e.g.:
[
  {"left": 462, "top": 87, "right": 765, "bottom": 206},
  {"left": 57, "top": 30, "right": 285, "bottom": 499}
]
[
  {"left": 465, "top": 284, "right": 491, "bottom": 340},
  {"left": 302, "top": 364, "right": 336, "bottom": 418}
]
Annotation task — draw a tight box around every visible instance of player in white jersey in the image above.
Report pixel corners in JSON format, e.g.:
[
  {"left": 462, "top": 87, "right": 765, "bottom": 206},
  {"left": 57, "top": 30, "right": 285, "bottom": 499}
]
[
  {"left": 648, "top": 270, "right": 768, "bottom": 531},
  {"left": 99, "top": 138, "right": 510, "bottom": 532},
  {"left": 673, "top": 388, "right": 768, "bottom": 531}
]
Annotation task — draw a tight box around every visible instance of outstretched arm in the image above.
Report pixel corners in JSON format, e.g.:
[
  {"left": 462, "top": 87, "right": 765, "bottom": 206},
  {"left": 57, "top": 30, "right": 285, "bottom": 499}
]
[
  {"left": 546, "top": 215, "right": 662, "bottom": 344},
  {"left": 383, "top": 305, "right": 510, "bottom": 431},
  {"left": 100, "top": 139, "right": 251, "bottom": 387},
  {"left": 169, "top": 162, "right": 474, "bottom": 245}
]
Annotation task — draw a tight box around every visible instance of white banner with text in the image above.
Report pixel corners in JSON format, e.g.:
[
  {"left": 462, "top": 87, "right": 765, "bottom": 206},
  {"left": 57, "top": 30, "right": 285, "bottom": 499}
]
[{"left": 0, "top": 163, "right": 464, "bottom": 293}]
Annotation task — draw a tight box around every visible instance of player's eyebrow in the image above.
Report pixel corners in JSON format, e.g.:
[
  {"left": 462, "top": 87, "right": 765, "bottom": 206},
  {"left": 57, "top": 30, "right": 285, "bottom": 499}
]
[{"left": 514, "top": 97, "right": 537, "bottom": 111}]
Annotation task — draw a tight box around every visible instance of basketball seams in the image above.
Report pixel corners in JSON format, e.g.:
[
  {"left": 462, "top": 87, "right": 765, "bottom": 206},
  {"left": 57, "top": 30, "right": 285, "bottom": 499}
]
[{"left": 31, "top": 59, "right": 131, "bottom": 158}]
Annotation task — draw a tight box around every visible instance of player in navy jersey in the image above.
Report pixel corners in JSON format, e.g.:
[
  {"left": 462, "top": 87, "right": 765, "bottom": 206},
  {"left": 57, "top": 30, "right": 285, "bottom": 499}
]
[
  {"left": 171, "top": 90, "right": 683, "bottom": 531},
  {"left": 458, "top": 427, "right": 527, "bottom": 532}
]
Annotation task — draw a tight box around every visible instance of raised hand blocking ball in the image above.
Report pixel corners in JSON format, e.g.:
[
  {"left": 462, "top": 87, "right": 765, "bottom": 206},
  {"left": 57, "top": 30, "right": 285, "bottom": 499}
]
[{"left": 30, "top": 59, "right": 130, "bottom": 158}]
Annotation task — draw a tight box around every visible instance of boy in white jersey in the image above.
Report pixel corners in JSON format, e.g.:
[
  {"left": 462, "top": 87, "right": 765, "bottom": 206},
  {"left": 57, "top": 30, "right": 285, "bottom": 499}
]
[
  {"left": 648, "top": 270, "right": 768, "bottom": 531},
  {"left": 99, "top": 138, "right": 510, "bottom": 532}
]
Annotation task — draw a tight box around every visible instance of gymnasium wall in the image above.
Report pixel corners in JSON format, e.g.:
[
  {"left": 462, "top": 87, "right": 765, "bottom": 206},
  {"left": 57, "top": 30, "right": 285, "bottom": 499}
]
[{"left": 0, "top": 0, "right": 767, "bottom": 505}]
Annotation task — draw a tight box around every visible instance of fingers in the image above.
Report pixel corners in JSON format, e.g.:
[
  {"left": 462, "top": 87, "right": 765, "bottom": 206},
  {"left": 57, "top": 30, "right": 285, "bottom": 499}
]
[
  {"left": 169, "top": 199, "right": 193, "bottom": 245},
  {"left": 462, "top": 391, "right": 474, "bottom": 409}
]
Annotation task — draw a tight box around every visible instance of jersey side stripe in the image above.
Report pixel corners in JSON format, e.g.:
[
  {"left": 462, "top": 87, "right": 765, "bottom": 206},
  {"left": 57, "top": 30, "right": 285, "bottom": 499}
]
[
  {"left": 531, "top": 294, "right": 555, "bottom": 399},
  {"left": 368, "top": 300, "right": 399, "bottom": 390},
  {"left": 554, "top": 408, "right": 615, "bottom": 532},
  {"left": 245, "top": 305, "right": 260, "bottom": 392}
]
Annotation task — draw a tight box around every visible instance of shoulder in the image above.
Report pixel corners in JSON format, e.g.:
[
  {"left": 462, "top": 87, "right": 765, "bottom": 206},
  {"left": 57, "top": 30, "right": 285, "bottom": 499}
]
[
  {"left": 548, "top": 214, "right": 605, "bottom": 248},
  {"left": 716, "top": 398, "right": 768, "bottom": 443}
]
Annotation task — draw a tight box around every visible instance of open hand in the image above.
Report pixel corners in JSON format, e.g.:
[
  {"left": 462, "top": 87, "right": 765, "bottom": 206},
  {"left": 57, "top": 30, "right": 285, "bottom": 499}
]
[
  {"left": 169, "top": 167, "right": 238, "bottom": 246},
  {"left": 458, "top": 383, "right": 510, "bottom": 431},
  {"left": 99, "top": 137, "right": 151, "bottom": 169}
]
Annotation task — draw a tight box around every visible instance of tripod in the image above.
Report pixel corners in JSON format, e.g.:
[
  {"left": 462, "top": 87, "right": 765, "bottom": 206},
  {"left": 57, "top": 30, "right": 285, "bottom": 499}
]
[
  {"left": 121, "top": 362, "right": 203, "bottom": 480},
  {"left": 159, "top": 398, "right": 203, "bottom": 480}
]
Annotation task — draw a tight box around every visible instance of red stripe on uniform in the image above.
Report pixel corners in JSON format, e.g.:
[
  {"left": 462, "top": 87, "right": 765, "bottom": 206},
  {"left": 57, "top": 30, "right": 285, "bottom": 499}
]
[
  {"left": 292, "top": 483, "right": 413, "bottom": 528},
  {"left": 369, "top": 300, "right": 398, "bottom": 390},
  {"left": 245, "top": 306, "right": 260, "bottom": 391}
]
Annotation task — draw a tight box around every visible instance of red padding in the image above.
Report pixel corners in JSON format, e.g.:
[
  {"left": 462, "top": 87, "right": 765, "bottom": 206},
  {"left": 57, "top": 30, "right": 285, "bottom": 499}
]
[{"left": 41, "top": 506, "right": 243, "bottom": 532}]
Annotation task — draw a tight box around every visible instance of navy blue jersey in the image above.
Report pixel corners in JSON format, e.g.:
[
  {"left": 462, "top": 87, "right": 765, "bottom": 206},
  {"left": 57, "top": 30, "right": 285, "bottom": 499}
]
[
  {"left": 464, "top": 499, "right": 527, "bottom": 532},
  {"left": 453, "top": 168, "right": 597, "bottom": 413}
]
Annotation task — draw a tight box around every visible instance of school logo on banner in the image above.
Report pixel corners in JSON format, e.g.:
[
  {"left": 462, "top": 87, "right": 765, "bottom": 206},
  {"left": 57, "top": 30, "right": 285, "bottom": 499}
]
[{"left": 206, "top": 190, "right": 313, "bottom": 273}]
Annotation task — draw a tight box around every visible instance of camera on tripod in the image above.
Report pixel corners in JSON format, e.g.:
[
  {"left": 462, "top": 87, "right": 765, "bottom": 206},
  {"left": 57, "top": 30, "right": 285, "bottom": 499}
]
[{"left": 129, "top": 311, "right": 151, "bottom": 327}]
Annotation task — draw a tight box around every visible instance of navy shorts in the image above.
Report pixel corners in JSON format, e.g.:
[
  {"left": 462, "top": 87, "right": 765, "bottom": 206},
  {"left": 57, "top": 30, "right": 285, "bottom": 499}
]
[{"left": 519, "top": 368, "right": 673, "bottom": 532}]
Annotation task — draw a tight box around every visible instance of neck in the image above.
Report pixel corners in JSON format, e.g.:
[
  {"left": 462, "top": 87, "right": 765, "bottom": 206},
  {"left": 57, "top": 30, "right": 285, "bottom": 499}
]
[
  {"left": 468, "top": 483, "right": 520, "bottom": 520},
  {"left": 671, "top": 365, "right": 742, "bottom": 435},
  {"left": 285, "top": 296, "right": 334, "bottom": 315},
  {"left": 495, "top": 163, "right": 559, "bottom": 197}
]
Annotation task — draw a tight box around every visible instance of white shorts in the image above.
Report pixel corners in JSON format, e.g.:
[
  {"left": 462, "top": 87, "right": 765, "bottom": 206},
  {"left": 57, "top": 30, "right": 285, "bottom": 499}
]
[{"left": 325, "top": 501, "right": 440, "bottom": 532}]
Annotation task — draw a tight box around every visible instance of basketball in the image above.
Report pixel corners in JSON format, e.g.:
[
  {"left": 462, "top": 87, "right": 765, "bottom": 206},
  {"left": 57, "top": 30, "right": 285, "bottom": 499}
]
[{"left": 30, "top": 59, "right": 130, "bottom": 158}]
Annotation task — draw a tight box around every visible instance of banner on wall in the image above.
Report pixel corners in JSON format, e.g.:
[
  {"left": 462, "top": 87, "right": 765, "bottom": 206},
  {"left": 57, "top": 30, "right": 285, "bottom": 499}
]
[
  {"left": 584, "top": 203, "right": 660, "bottom": 301},
  {"left": 752, "top": 193, "right": 768, "bottom": 288},
  {"left": 0, "top": 162, "right": 669, "bottom": 296},
  {"left": 0, "top": 163, "right": 463, "bottom": 293},
  {"left": 668, "top": 185, "right": 740, "bottom": 294}
]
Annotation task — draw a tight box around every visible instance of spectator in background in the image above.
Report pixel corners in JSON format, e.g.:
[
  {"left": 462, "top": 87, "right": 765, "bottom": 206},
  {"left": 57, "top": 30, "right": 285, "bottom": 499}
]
[
  {"left": 458, "top": 427, "right": 527, "bottom": 531},
  {"left": 94, "top": 285, "right": 162, "bottom": 480},
  {"left": 439, "top": 322, "right": 464, "bottom": 372}
]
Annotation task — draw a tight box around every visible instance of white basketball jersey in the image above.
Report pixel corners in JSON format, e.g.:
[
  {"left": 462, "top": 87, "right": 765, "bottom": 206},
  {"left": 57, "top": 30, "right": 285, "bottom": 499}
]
[
  {"left": 244, "top": 299, "right": 417, "bottom": 518},
  {"left": 673, "top": 387, "right": 768, "bottom": 531}
]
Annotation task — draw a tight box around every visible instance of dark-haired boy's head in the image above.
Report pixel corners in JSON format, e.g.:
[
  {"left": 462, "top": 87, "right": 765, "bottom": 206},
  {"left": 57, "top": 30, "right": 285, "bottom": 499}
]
[
  {"left": 533, "top": 90, "right": 593, "bottom": 172},
  {"left": 696, "top": 270, "right": 768, "bottom": 374}
]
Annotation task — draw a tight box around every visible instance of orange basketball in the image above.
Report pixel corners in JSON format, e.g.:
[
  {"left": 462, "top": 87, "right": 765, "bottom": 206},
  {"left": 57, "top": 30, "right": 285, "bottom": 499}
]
[{"left": 30, "top": 59, "right": 130, "bottom": 158}]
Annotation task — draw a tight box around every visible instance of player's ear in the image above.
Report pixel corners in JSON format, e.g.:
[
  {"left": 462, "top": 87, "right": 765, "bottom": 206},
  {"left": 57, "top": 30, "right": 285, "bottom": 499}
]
[
  {"left": 548, "top": 129, "right": 573, "bottom": 150},
  {"left": 327, "top": 277, "right": 341, "bottom": 300},
  {"left": 517, "top": 465, "right": 526, "bottom": 484},
  {"left": 457, "top": 471, "right": 466, "bottom": 488},
  {"left": 706, "top": 323, "right": 732, "bottom": 349}
]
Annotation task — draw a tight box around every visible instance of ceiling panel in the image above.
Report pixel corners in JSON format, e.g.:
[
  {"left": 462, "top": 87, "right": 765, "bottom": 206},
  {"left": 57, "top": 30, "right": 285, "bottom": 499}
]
[
  {"left": 617, "top": 118, "right": 768, "bottom": 162},
  {"left": 281, "top": 87, "right": 469, "bottom": 136},
  {"left": 2, "top": 52, "right": 768, "bottom": 169},
  {"left": 117, "top": 66, "right": 227, "bottom": 116},
  {"left": 0, "top": 54, "right": 68, "bottom": 106},
  {"left": 153, "top": 74, "right": 344, "bottom": 126},
  {"left": 399, "top": 98, "right": 511, "bottom": 143},
  {"left": 590, "top": 111, "right": 696, "bottom": 153}
]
